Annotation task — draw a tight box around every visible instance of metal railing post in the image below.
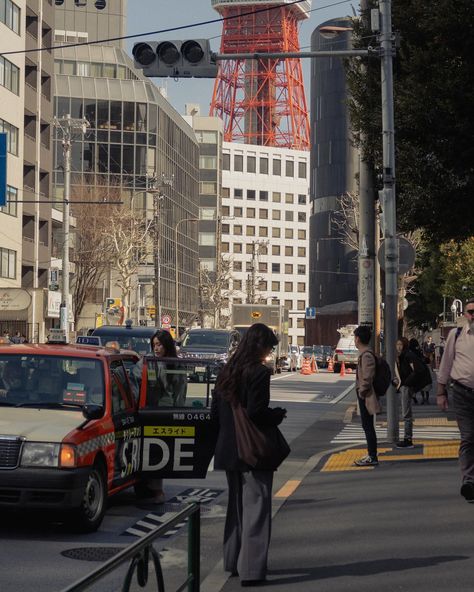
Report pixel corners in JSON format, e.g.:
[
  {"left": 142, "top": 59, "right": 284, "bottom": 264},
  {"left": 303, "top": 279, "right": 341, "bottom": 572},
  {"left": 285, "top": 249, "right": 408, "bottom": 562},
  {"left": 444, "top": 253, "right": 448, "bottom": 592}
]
[{"left": 188, "top": 503, "right": 201, "bottom": 592}]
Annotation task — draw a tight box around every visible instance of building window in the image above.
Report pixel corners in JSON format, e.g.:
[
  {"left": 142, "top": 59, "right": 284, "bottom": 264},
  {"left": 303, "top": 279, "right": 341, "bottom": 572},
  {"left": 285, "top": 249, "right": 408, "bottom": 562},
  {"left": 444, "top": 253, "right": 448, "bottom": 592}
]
[
  {"left": 222, "top": 224, "right": 230, "bottom": 234},
  {"left": 234, "top": 188, "right": 243, "bottom": 199},
  {"left": 285, "top": 211, "right": 294, "bottom": 222},
  {"left": 298, "top": 229, "right": 306, "bottom": 240},
  {"left": 298, "top": 264, "right": 306, "bottom": 275},
  {"left": 285, "top": 160, "right": 294, "bottom": 177},
  {"left": 246, "top": 261, "right": 253, "bottom": 271},
  {"left": 247, "top": 155, "right": 256, "bottom": 173},
  {"left": 234, "top": 154, "right": 243, "bottom": 171},
  {"left": 246, "top": 245, "right": 253, "bottom": 255},
  {"left": 259, "top": 227, "right": 268, "bottom": 237},
  {"left": 285, "top": 299, "right": 292, "bottom": 310},
  {"left": 284, "top": 281, "right": 293, "bottom": 292},
  {"left": 285, "top": 264, "right": 293, "bottom": 274},
  {"left": 298, "top": 194, "right": 307, "bottom": 205},
  {"left": 259, "top": 262, "right": 268, "bottom": 273},
  {"left": 0, "top": 186, "right": 17, "bottom": 216},
  {"left": 285, "top": 246, "right": 294, "bottom": 257},
  {"left": 222, "top": 187, "right": 230, "bottom": 198},
  {"left": 288, "top": 318, "right": 293, "bottom": 329},
  {"left": 298, "top": 247, "right": 306, "bottom": 257},
  {"left": 297, "top": 300, "right": 305, "bottom": 311},
  {"left": 272, "top": 281, "right": 280, "bottom": 291},
  {"left": 1, "top": 0, "right": 20, "bottom": 34},
  {"left": 298, "top": 212, "right": 307, "bottom": 223},
  {"left": 272, "top": 158, "right": 281, "bottom": 175},
  {"left": 233, "top": 261, "right": 242, "bottom": 271},
  {"left": 196, "top": 130, "right": 217, "bottom": 143},
  {"left": 247, "top": 189, "right": 256, "bottom": 200},
  {"left": 200, "top": 208, "right": 216, "bottom": 220},
  {"left": 222, "top": 205, "right": 230, "bottom": 216},
  {"left": 246, "top": 208, "right": 255, "bottom": 218},
  {"left": 272, "top": 210, "right": 281, "bottom": 221},
  {"left": 234, "top": 206, "right": 243, "bottom": 217},
  {"left": 0, "top": 118, "right": 19, "bottom": 155},
  {"left": 259, "top": 209, "right": 268, "bottom": 219},
  {"left": 259, "top": 280, "right": 267, "bottom": 290},
  {"left": 199, "top": 155, "right": 217, "bottom": 169},
  {"left": 272, "top": 192, "right": 281, "bottom": 203},
  {"left": 285, "top": 228, "right": 294, "bottom": 239},
  {"left": 223, "top": 153, "right": 230, "bottom": 170},
  {"left": 199, "top": 232, "right": 216, "bottom": 246},
  {"left": 285, "top": 193, "right": 294, "bottom": 204},
  {"left": 0, "top": 55, "right": 20, "bottom": 95},
  {"left": 272, "top": 227, "right": 281, "bottom": 238},
  {"left": 246, "top": 226, "right": 255, "bottom": 236},
  {"left": 272, "top": 263, "right": 280, "bottom": 273},
  {"left": 298, "top": 282, "right": 306, "bottom": 292},
  {"left": 200, "top": 181, "right": 217, "bottom": 194},
  {"left": 234, "top": 243, "right": 242, "bottom": 253},
  {"left": 298, "top": 161, "right": 307, "bottom": 178},
  {"left": 272, "top": 245, "right": 280, "bottom": 256},
  {"left": 0, "top": 246, "right": 16, "bottom": 279},
  {"left": 259, "top": 190, "right": 268, "bottom": 201},
  {"left": 234, "top": 225, "right": 243, "bottom": 235},
  {"left": 221, "top": 242, "right": 229, "bottom": 253},
  {"left": 260, "top": 157, "right": 268, "bottom": 174},
  {"left": 234, "top": 297, "right": 243, "bottom": 304},
  {"left": 200, "top": 259, "right": 216, "bottom": 271},
  {"left": 233, "top": 279, "right": 242, "bottom": 290},
  {"left": 297, "top": 318, "right": 305, "bottom": 329}
]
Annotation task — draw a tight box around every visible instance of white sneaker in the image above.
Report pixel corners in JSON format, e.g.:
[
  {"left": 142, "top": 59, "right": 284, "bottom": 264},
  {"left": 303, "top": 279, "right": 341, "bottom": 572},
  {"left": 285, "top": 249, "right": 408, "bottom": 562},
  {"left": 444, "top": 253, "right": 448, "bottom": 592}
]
[{"left": 354, "top": 455, "right": 379, "bottom": 467}]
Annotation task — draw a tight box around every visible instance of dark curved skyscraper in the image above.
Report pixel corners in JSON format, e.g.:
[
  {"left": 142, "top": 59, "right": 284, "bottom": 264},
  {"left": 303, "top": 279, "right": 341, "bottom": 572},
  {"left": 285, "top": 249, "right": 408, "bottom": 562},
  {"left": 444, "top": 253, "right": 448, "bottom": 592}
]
[{"left": 309, "top": 18, "right": 358, "bottom": 309}]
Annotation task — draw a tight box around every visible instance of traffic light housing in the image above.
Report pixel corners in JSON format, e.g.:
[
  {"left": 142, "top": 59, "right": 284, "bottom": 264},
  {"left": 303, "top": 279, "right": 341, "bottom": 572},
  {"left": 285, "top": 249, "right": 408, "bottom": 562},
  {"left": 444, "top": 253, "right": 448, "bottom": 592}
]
[{"left": 132, "top": 39, "right": 217, "bottom": 79}]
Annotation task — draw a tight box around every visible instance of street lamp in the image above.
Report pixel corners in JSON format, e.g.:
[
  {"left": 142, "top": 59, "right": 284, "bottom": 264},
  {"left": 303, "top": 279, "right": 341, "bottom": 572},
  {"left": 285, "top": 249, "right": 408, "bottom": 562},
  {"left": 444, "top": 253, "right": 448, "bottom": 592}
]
[{"left": 175, "top": 217, "right": 199, "bottom": 338}]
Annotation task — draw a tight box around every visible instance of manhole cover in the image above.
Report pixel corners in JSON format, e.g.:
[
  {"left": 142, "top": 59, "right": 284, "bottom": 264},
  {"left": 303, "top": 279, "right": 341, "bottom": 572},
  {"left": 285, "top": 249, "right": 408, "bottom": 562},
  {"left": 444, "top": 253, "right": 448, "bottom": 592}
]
[{"left": 61, "top": 547, "right": 124, "bottom": 562}]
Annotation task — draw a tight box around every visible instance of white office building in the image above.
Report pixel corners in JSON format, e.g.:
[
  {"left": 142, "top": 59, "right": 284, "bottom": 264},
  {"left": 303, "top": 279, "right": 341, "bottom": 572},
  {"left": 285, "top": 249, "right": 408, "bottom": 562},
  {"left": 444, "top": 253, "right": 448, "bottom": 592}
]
[{"left": 221, "top": 142, "right": 310, "bottom": 346}]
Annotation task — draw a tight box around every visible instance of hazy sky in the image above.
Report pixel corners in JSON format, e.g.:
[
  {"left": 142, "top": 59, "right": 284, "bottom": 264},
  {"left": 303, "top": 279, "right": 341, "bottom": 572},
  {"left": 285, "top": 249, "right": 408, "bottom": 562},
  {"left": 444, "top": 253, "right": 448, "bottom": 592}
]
[{"left": 126, "top": 0, "right": 356, "bottom": 116}]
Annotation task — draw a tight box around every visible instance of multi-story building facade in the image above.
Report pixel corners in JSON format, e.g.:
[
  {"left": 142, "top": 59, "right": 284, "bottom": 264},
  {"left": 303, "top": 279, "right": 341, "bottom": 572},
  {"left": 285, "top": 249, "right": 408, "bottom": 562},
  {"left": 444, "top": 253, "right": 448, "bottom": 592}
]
[{"left": 221, "top": 142, "right": 310, "bottom": 346}]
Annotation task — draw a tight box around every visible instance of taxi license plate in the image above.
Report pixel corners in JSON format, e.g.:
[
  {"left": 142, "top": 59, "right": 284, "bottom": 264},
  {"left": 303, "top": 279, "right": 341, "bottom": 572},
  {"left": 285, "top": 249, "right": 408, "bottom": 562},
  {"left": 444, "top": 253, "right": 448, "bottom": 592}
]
[{"left": 195, "top": 366, "right": 206, "bottom": 373}]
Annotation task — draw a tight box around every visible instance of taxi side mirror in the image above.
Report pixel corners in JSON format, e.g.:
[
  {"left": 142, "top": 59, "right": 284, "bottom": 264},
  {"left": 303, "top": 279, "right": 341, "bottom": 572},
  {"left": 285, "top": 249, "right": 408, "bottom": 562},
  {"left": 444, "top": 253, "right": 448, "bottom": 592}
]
[{"left": 82, "top": 404, "right": 105, "bottom": 420}]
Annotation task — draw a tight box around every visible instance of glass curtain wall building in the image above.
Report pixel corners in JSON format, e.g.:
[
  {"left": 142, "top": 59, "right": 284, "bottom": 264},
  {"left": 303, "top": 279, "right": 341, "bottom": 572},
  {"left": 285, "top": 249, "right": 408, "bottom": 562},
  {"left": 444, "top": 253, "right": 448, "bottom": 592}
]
[{"left": 53, "top": 44, "right": 200, "bottom": 330}]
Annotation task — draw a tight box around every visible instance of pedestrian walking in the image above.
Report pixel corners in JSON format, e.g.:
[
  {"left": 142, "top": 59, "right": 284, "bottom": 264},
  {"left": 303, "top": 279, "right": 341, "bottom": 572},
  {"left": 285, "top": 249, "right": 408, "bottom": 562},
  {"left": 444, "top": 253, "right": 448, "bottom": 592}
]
[
  {"left": 437, "top": 298, "right": 474, "bottom": 503},
  {"left": 211, "top": 323, "right": 287, "bottom": 586},
  {"left": 408, "top": 338, "right": 432, "bottom": 403},
  {"left": 423, "top": 336, "right": 436, "bottom": 370},
  {"left": 353, "top": 325, "right": 381, "bottom": 467}
]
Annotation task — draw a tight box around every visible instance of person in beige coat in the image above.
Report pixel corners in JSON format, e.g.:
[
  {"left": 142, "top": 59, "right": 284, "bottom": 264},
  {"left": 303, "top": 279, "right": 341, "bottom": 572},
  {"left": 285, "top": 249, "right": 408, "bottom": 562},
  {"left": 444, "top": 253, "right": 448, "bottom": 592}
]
[{"left": 353, "top": 325, "right": 381, "bottom": 467}]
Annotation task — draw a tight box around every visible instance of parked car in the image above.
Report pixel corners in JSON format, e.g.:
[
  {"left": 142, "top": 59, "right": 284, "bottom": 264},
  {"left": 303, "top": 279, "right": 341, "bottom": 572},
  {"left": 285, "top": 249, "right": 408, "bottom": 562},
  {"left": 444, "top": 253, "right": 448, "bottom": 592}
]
[
  {"left": 91, "top": 323, "right": 158, "bottom": 356},
  {"left": 301, "top": 346, "right": 314, "bottom": 360},
  {"left": 290, "top": 344, "right": 302, "bottom": 369},
  {"left": 177, "top": 328, "right": 240, "bottom": 363},
  {"left": 333, "top": 325, "right": 359, "bottom": 372},
  {"left": 283, "top": 345, "right": 299, "bottom": 372},
  {"left": 312, "top": 345, "right": 333, "bottom": 368}
]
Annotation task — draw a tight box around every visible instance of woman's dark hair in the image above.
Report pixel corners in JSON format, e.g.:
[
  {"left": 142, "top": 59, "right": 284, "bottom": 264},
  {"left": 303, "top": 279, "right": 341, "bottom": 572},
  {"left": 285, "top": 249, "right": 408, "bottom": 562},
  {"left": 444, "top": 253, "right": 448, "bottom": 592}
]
[
  {"left": 215, "top": 323, "right": 278, "bottom": 405},
  {"left": 397, "top": 337, "right": 409, "bottom": 351},
  {"left": 150, "top": 329, "right": 177, "bottom": 358},
  {"left": 408, "top": 338, "right": 421, "bottom": 353},
  {"left": 354, "top": 325, "right": 371, "bottom": 345}
]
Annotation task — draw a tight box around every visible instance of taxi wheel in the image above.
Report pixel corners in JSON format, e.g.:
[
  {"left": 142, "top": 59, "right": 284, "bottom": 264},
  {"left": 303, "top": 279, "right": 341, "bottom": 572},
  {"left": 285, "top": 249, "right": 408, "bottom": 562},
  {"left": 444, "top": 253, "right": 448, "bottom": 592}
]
[{"left": 71, "top": 463, "right": 107, "bottom": 533}]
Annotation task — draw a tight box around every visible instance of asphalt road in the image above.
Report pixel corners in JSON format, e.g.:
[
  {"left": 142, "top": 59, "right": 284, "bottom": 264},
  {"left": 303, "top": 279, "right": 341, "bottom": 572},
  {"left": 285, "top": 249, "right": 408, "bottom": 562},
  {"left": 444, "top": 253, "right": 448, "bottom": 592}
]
[{"left": 0, "top": 370, "right": 355, "bottom": 592}]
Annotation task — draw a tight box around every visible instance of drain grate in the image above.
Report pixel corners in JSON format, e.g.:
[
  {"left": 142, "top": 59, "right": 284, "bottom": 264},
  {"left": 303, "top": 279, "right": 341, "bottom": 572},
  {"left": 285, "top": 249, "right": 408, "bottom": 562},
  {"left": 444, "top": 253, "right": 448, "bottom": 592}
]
[{"left": 61, "top": 547, "right": 124, "bottom": 562}]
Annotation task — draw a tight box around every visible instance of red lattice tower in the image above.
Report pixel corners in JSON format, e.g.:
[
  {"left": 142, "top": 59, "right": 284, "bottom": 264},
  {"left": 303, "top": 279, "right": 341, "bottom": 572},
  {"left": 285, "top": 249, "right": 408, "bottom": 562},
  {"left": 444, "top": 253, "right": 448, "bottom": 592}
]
[{"left": 210, "top": 0, "right": 311, "bottom": 150}]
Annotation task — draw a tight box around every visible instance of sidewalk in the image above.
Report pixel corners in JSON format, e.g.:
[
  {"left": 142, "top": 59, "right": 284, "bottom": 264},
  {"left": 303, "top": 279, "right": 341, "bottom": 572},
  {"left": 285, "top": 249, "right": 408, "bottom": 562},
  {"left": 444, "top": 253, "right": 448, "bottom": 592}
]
[{"left": 215, "top": 397, "right": 473, "bottom": 591}]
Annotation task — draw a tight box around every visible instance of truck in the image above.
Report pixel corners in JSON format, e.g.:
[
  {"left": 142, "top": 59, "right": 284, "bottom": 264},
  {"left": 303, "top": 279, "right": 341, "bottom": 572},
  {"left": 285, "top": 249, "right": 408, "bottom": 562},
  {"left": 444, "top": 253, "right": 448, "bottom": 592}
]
[{"left": 231, "top": 304, "right": 289, "bottom": 373}]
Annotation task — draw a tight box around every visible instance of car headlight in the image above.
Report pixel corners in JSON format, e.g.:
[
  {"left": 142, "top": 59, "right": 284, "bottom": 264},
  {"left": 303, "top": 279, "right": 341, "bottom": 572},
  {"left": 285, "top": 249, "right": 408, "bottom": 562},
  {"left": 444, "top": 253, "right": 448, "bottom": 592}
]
[{"left": 21, "top": 443, "right": 77, "bottom": 468}]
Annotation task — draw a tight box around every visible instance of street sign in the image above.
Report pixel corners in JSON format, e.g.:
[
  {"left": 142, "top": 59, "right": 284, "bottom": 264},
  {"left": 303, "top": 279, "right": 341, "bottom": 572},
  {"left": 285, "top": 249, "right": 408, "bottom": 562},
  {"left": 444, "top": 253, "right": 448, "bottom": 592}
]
[
  {"left": 161, "top": 314, "right": 171, "bottom": 327},
  {"left": 305, "top": 306, "right": 316, "bottom": 319},
  {"left": 377, "top": 237, "right": 416, "bottom": 275},
  {"left": 0, "top": 133, "right": 7, "bottom": 207}
]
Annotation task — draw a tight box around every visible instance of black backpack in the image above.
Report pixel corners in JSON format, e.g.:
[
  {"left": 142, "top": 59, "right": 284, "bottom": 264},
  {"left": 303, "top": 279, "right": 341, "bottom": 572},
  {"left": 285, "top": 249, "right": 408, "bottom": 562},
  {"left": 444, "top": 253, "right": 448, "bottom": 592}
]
[{"left": 364, "top": 351, "right": 392, "bottom": 397}]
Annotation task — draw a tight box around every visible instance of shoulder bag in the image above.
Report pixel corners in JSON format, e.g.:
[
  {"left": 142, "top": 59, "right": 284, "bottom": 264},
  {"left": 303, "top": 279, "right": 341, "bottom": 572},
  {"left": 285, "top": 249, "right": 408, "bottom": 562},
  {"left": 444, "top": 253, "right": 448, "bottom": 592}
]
[{"left": 232, "top": 403, "right": 290, "bottom": 470}]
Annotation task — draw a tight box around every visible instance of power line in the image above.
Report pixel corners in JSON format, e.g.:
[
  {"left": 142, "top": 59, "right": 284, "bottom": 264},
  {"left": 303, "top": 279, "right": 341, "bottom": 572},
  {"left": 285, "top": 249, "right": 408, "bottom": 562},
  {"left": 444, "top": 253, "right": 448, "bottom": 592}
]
[{"left": 0, "top": 0, "right": 354, "bottom": 58}]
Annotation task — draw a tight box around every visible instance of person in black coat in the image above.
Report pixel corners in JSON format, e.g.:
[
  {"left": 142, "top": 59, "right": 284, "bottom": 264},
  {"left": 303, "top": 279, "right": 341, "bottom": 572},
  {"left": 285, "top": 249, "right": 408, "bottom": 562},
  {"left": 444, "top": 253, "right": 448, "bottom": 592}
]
[
  {"left": 211, "top": 323, "right": 286, "bottom": 587},
  {"left": 408, "top": 338, "right": 433, "bottom": 404}
]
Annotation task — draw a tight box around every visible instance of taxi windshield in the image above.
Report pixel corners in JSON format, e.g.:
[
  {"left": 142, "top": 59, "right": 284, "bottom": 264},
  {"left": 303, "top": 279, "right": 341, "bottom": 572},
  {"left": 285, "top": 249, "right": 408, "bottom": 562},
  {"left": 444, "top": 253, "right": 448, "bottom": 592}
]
[{"left": 0, "top": 355, "right": 104, "bottom": 408}]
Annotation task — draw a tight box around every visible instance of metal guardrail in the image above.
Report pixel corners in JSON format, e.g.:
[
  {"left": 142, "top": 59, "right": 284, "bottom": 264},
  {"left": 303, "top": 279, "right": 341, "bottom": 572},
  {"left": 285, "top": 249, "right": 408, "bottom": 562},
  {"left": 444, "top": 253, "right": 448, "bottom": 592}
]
[{"left": 60, "top": 503, "right": 201, "bottom": 592}]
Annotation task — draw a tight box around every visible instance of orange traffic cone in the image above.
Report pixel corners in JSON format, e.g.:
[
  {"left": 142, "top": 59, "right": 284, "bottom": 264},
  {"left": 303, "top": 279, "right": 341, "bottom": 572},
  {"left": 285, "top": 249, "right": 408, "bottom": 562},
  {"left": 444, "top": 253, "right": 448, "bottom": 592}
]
[
  {"left": 339, "top": 361, "right": 346, "bottom": 377},
  {"left": 300, "top": 356, "right": 312, "bottom": 375},
  {"left": 311, "top": 356, "right": 319, "bottom": 373},
  {"left": 327, "top": 357, "right": 334, "bottom": 373}
]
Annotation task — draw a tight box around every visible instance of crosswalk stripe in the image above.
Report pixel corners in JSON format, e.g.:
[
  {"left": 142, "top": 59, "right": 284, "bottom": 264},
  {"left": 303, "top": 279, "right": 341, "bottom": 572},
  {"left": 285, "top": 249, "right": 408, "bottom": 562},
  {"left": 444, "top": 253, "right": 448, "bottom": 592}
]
[{"left": 331, "top": 423, "right": 460, "bottom": 443}]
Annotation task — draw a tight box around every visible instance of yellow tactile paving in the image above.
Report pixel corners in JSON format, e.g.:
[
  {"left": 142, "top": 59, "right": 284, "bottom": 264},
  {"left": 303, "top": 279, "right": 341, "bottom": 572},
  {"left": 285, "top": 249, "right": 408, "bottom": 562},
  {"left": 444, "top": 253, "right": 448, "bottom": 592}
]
[
  {"left": 378, "top": 417, "right": 458, "bottom": 427},
  {"left": 321, "top": 440, "right": 460, "bottom": 472}
]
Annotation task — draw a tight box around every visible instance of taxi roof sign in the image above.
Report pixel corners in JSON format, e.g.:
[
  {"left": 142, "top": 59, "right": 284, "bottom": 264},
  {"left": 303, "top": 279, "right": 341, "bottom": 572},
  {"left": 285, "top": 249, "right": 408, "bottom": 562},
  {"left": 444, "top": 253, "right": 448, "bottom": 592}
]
[{"left": 47, "top": 328, "right": 68, "bottom": 344}]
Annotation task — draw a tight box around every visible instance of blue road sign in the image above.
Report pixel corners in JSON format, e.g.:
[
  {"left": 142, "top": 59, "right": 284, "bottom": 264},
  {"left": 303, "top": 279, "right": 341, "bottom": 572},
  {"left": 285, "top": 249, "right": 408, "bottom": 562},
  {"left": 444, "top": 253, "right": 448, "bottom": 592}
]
[
  {"left": 305, "top": 306, "right": 316, "bottom": 319},
  {"left": 0, "top": 133, "right": 7, "bottom": 207}
]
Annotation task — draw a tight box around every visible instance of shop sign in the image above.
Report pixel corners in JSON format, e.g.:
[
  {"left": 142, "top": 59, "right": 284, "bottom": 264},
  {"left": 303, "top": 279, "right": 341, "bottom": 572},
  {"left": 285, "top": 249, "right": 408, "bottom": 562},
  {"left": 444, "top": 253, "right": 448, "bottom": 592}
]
[{"left": 0, "top": 288, "right": 31, "bottom": 312}]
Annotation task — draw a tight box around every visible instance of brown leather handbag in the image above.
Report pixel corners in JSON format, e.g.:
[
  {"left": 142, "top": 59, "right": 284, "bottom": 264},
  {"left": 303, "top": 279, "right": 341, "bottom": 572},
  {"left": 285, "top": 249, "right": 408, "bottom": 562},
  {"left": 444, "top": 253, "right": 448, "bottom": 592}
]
[{"left": 232, "top": 403, "right": 290, "bottom": 470}]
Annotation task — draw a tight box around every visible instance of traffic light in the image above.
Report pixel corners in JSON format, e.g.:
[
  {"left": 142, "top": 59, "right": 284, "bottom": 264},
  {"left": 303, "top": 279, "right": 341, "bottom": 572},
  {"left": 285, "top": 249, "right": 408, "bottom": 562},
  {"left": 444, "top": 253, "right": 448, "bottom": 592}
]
[{"left": 132, "top": 39, "right": 217, "bottom": 79}]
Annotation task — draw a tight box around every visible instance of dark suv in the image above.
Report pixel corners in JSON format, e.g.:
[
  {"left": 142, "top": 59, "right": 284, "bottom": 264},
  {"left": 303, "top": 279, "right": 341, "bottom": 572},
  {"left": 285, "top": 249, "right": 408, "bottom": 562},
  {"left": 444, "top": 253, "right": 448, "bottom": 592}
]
[
  {"left": 90, "top": 325, "right": 158, "bottom": 356},
  {"left": 177, "top": 329, "right": 240, "bottom": 364}
]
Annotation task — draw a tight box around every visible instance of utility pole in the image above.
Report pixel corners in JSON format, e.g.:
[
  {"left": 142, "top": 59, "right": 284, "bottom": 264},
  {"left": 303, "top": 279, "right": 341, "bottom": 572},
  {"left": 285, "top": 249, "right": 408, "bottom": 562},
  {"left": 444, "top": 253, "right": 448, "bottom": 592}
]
[
  {"left": 358, "top": 0, "right": 376, "bottom": 349},
  {"left": 53, "top": 114, "right": 88, "bottom": 342},
  {"left": 379, "top": 0, "right": 399, "bottom": 442}
]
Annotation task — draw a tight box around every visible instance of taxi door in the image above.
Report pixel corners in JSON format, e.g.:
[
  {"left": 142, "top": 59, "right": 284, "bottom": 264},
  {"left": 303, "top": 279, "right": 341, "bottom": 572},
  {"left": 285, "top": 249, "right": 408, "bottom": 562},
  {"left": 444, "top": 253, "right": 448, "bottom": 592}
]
[
  {"left": 137, "top": 357, "right": 218, "bottom": 479},
  {"left": 108, "top": 359, "right": 142, "bottom": 489}
]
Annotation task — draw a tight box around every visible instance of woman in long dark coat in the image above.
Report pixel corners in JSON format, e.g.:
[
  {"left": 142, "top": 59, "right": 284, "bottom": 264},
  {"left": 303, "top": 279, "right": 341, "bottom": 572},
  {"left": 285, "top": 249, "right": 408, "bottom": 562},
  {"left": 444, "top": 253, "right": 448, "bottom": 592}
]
[{"left": 211, "top": 323, "right": 287, "bottom": 587}]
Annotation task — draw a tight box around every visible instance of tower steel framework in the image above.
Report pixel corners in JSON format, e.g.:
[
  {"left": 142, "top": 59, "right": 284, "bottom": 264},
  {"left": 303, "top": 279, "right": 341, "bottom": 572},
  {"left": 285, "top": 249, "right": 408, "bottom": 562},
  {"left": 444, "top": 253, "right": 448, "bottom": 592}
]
[{"left": 210, "top": 0, "right": 311, "bottom": 149}]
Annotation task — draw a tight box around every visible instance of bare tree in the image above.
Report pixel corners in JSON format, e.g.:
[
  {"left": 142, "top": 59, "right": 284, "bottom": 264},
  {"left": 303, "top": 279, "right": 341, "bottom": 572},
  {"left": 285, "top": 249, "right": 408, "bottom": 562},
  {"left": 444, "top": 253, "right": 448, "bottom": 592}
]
[
  {"left": 70, "top": 182, "right": 119, "bottom": 324},
  {"left": 331, "top": 191, "right": 360, "bottom": 251},
  {"left": 199, "top": 257, "right": 234, "bottom": 328}
]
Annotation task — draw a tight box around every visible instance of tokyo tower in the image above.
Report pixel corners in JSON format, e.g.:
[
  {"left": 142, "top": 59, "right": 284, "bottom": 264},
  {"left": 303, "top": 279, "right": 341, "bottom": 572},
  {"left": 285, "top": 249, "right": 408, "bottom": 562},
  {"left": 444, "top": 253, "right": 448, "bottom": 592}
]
[{"left": 210, "top": 0, "right": 311, "bottom": 150}]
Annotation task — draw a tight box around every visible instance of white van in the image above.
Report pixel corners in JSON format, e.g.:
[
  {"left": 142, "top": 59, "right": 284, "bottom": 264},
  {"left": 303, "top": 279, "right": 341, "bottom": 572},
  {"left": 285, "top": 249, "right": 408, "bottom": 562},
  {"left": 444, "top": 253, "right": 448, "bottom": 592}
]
[{"left": 333, "top": 325, "right": 359, "bottom": 372}]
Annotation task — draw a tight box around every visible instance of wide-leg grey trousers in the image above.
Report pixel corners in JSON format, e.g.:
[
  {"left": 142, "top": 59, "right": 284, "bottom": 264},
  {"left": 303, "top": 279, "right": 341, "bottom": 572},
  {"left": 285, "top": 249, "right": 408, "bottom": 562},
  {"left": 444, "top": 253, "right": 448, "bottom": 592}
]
[
  {"left": 400, "top": 386, "right": 414, "bottom": 440},
  {"left": 223, "top": 470, "right": 273, "bottom": 580},
  {"left": 452, "top": 382, "right": 474, "bottom": 484}
]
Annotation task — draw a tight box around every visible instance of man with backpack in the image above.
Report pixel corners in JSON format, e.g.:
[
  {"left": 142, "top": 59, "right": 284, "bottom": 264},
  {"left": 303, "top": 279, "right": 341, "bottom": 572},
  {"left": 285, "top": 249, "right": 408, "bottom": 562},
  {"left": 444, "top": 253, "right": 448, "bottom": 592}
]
[
  {"left": 437, "top": 298, "right": 474, "bottom": 503},
  {"left": 353, "top": 325, "right": 383, "bottom": 467}
]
